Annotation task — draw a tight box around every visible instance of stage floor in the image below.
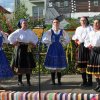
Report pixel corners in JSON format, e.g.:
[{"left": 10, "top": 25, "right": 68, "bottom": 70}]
[{"left": 0, "top": 74, "right": 98, "bottom": 94}]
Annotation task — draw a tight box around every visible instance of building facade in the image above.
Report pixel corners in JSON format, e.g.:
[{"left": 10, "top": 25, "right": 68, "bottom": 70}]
[
  {"left": 15, "top": 0, "right": 100, "bottom": 19},
  {"left": 71, "top": 0, "right": 100, "bottom": 18}
]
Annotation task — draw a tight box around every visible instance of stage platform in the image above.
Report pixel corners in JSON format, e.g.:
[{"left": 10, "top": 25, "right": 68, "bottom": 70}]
[{"left": 0, "top": 74, "right": 98, "bottom": 94}]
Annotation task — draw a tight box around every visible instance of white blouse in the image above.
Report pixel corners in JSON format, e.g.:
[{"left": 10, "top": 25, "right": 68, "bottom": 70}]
[
  {"left": 72, "top": 25, "right": 93, "bottom": 43},
  {"left": 42, "top": 29, "right": 70, "bottom": 46},
  {"left": 8, "top": 29, "right": 38, "bottom": 45},
  {"left": 0, "top": 31, "right": 9, "bottom": 44},
  {"left": 84, "top": 30, "right": 100, "bottom": 47}
]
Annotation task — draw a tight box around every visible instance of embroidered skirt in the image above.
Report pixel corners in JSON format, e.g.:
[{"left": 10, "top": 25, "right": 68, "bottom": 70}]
[
  {"left": 77, "top": 43, "right": 90, "bottom": 69},
  {"left": 11, "top": 43, "right": 36, "bottom": 74},
  {"left": 44, "top": 42, "right": 67, "bottom": 70},
  {"left": 0, "top": 48, "right": 14, "bottom": 79},
  {"left": 87, "top": 47, "right": 100, "bottom": 74}
]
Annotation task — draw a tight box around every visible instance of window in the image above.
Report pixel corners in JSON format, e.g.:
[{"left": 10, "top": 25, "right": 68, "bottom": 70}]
[
  {"left": 64, "top": 1, "right": 68, "bottom": 6},
  {"left": 48, "top": 2, "right": 53, "bottom": 7},
  {"left": 94, "top": 0, "right": 98, "bottom": 6},
  {"left": 33, "top": 7, "right": 43, "bottom": 18},
  {"left": 56, "top": 2, "right": 60, "bottom": 7}
]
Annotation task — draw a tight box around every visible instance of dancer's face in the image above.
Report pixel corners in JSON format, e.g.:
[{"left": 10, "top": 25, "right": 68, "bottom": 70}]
[
  {"left": 93, "top": 20, "right": 100, "bottom": 31},
  {"left": 52, "top": 19, "right": 60, "bottom": 30},
  {"left": 21, "top": 20, "right": 28, "bottom": 30},
  {"left": 80, "top": 17, "right": 87, "bottom": 27}
]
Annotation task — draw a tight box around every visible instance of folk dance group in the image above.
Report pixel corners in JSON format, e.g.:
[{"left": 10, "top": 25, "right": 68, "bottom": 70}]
[{"left": 0, "top": 17, "right": 100, "bottom": 92}]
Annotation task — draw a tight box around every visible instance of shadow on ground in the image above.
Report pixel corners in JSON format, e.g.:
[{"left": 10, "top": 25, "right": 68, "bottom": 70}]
[{"left": 0, "top": 74, "right": 98, "bottom": 94}]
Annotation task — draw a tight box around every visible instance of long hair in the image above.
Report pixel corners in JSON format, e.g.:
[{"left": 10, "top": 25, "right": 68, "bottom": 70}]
[{"left": 81, "top": 16, "right": 89, "bottom": 26}]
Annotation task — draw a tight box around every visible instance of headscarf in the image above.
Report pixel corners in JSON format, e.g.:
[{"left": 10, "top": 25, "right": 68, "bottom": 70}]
[{"left": 17, "top": 18, "right": 27, "bottom": 28}]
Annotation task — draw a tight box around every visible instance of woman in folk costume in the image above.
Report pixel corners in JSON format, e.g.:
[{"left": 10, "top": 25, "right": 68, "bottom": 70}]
[
  {"left": 42, "top": 17, "right": 70, "bottom": 85},
  {"left": 72, "top": 16, "right": 93, "bottom": 87},
  {"left": 84, "top": 19, "right": 100, "bottom": 92},
  {"left": 0, "top": 27, "right": 14, "bottom": 80},
  {"left": 8, "top": 19, "right": 38, "bottom": 86}
]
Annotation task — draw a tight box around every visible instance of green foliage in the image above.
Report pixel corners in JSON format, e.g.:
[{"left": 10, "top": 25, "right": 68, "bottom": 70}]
[
  {"left": 10, "top": 3, "right": 45, "bottom": 30},
  {"left": 2, "top": 4, "right": 79, "bottom": 74},
  {"left": 64, "top": 40, "right": 77, "bottom": 74},
  {"left": 4, "top": 41, "right": 77, "bottom": 74},
  {"left": 31, "top": 40, "right": 77, "bottom": 75},
  {"left": 45, "top": 24, "right": 52, "bottom": 30},
  {"left": 33, "top": 18, "right": 45, "bottom": 27},
  {"left": 0, "top": 13, "right": 9, "bottom": 32},
  {"left": 3, "top": 44, "right": 13, "bottom": 63},
  {"left": 10, "top": 3, "right": 29, "bottom": 30},
  {"left": 3, "top": 7, "right": 100, "bottom": 74},
  {"left": 65, "top": 18, "right": 80, "bottom": 29}
]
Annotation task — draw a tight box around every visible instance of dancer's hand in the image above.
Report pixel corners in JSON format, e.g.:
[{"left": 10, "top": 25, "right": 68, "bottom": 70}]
[
  {"left": 29, "top": 42, "right": 36, "bottom": 48},
  {"left": 88, "top": 45, "right": 92, "bottom": 49},
  {"left": 75, "top": 39, "right": 80, "bottom": 45},
  {"left": 13, "top": 41, "right": 19, "bottom": 46}
]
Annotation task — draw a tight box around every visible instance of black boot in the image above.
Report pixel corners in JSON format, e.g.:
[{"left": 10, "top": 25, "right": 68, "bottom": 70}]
[
  {"left": 57, "top": 72, "right": 62, "bottom": 85},
  {"left": 18, "top": 74, "right": 24, "bottom": 86},
  {"left": 94, "top": 78, "right": 100, "bottom": 92},
  {"left": 51, "top": 72, "right": 55, "bottom": 85},
  {"left": 26, "top": 74, "right": 31, "bottom": 86},
  {"left": 87, "top": 74, "right": 93, "bottom": 87},
  {"left": 97, "top": 79, "right": 100, "bottom": 92},
  {"left": 80, "top": 72, "right": 87, "bottom": 87}
]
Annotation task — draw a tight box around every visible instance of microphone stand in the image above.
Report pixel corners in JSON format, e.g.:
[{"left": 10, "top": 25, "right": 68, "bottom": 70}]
[
  {"left": 37, "top": 20, "right": 45, "bottom": 100},
  {"left": 37, "top": 38, "right": 41, "bottom": 100}
]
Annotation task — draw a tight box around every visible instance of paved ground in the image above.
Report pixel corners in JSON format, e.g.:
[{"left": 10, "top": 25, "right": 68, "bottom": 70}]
[{"left": 0, "top": 74, "right": 99, "bottom": 94}]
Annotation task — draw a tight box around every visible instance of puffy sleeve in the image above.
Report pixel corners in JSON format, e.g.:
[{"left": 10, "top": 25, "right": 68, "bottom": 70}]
[
  {"left": 61, "top": 30, "right": 70, "bottom": 46},
  {"left": 90, "top": 31, "right": 100, "bottom": 47},
  {"left": 72, "top": 27, "right": 84, "bottom": 43},
  {"left": 1, "top": 32, "right": 9, "bottom": 44},
  {"left": 29, "top": 30, "right": 38, "bottom": 45},
  {"left": 84, "top": 32, "right": 91, "bottom": 47},
  {"left": 42, "top": 30, "right": 52, "bottom": 45},
  {"left": 84, "top": 31, "right": 100, "bottom": 47},
  {"left": 8, "top": 29, "right": 19, "bottom": 44},
  {"left": 72, "top": 28, "right": 79, "bottom": 40}
]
